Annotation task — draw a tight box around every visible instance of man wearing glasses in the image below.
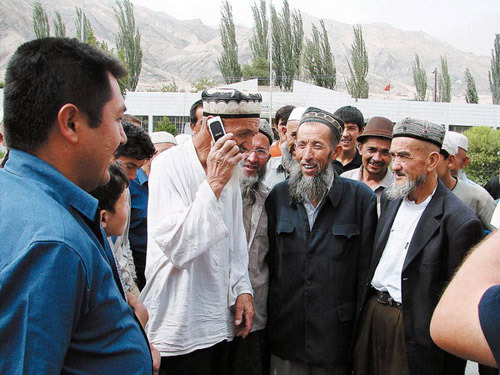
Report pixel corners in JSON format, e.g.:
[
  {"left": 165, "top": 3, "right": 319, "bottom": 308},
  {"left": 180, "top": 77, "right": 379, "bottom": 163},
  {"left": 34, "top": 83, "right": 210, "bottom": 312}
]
[{"left": 230, "top": 119, "right": 274, "bottom": 374}]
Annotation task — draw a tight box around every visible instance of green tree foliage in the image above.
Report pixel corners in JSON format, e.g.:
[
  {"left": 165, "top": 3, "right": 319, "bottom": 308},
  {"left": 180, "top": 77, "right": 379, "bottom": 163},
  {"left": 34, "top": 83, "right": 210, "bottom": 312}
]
[
  {"left": 249, "top": 0, "right": 268, "bottom": 61},
  {"left": 275, "top": 0, "right": 303, "bottom": 91},
  {"left": 489, "top": 34, "right": 500, "bottom": 105},
  {"left": 191, "top": 77, "right": 218, "bottom": 92},
  {"left": 33, "top": 2, "right": 50, "bottom": 39},
  {"left": 156, "top": 117, "right": 178, "bottom": 136},
  {"left": 242, "top": 57, "right": 270, "bottom": 86},
  {"left": 53, "top": 11, "right": 66, "bottom": 37},
  {"left": 464, "top": 126, "right": 500, "bottom": 185},
  {"left": 345, "top": 25, "right": 369, "bottom": 99},
  {"left": 270, "top": 6, "right": 282, "bottom": 88},
  {"left": 76, "top": 7, "right": 98, "bottom": 45},
  {"left": 114, "top": 0, "right": 142, "bottom": 92},
  {"left": 438, "top": 55, "right": 451, "bottom": 102},
  {"left": 218, "top": 0, "right": 242, "bottom": 84},
  {"left": 304, "top": 20, "right": 336, "bottom": 89},
  {"left": 464, "top": 68, "right": 479, "bottom": 104},
  {"left": 412, "top": 54, "right": 427, "bottom": 101}
]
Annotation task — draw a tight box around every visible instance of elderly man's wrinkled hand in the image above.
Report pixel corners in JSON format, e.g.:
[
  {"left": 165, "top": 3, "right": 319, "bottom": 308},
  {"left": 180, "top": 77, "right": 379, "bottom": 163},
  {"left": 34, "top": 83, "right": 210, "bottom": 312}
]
[
  {"left": 234, "top": 293, "right": 254, "bottom": 339},
  {"left": 207, "top": 133, "right": 243, "bottom": 199}
]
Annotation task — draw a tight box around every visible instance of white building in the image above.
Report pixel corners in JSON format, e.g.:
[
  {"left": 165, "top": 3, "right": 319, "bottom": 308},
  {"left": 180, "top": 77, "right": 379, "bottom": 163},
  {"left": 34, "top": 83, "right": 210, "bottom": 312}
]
[{"left": 1, "top": 80, "right": 499, "bottom": 135}]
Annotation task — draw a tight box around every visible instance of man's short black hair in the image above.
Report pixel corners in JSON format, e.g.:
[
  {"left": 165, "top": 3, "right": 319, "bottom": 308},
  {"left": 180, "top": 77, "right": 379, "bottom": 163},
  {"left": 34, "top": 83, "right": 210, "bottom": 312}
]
[
  {"left": 3, "top": 37, "right": 127, "bottom": 153},
  {"left": 90, "top": 161, "right": 129, "bottom": 213},
  {"left": 116, "top": 123, "right": 155, "bottom": 160},
  {"left": 333, "top": 106, "right": 364, "bottom": 131},
  {"left": 275, "top": 105, "right": 295, "bottom": 126},
  {"left": 190, "top": 99, "right": 203, "bottom": 125}
]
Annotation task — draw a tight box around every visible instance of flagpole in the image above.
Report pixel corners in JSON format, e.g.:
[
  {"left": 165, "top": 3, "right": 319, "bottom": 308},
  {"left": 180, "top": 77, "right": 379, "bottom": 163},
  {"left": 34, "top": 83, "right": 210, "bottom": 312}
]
[{"left": 268, "top": 0, "right": 273, "bottom": 128}]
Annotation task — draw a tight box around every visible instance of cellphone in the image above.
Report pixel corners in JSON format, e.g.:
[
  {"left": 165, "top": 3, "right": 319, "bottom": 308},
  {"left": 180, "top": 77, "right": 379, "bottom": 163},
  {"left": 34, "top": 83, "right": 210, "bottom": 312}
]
[{"left": 208, "top": 116, "right": 226, "bottom": 142}]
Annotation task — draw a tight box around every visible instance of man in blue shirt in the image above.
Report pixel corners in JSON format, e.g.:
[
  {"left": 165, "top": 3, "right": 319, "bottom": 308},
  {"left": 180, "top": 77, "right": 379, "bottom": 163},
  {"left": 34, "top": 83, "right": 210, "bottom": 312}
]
[{"left": 0, "top": 37, "right": 155, "bottom": 374}]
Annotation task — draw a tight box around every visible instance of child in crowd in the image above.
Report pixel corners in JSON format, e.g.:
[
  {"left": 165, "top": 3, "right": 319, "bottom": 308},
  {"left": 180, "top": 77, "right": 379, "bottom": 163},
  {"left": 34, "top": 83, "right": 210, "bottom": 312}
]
[{"left": 90, "top": 161, "right": 141, "bottom": 297}]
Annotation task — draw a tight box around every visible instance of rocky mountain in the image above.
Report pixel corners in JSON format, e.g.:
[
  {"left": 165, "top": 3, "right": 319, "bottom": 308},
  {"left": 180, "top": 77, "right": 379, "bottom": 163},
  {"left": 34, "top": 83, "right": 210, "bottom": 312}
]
[{"left": 0, "top": 0, "right": 494, "bottom": 100}]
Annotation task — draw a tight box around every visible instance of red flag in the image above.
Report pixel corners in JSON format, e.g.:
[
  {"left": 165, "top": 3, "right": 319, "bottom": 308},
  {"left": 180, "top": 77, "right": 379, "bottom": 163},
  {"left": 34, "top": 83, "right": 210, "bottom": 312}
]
[{"left": 384, "top": 83, "right": 391, "bottom": 91}]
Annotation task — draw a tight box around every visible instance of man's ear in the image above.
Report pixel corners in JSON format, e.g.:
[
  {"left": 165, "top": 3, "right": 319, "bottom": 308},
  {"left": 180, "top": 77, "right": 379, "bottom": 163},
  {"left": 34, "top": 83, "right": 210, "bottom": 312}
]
[
  {"left": 331, "top": 144, "right": 342, "bottom": 160},
  {"left": 100, "top": 210, "right": 108, "bottom": 230},
  {"left": 57, "top": 104, "right": 83, "bottom": 144},
  {"left": 427, "top": 151, "right": 440, "bottom": 171},
  {"left": 463, "top": 156, "right": 470, "bottom": 169},
  {"left": 447, "top": 154, "right": 456, "bottom": 169}
]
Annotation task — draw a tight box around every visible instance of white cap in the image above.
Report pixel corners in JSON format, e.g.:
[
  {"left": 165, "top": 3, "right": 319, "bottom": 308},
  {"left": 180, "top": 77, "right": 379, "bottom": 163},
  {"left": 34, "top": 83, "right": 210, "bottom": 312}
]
[
  {"left": 448, "top": 131, "right": 469, "bottom": 152},
  {"left": 441, "top": 132, "right": 459, "bottom": 156},
  {"left": 150, "top": 131, "right": 176, "bottom": 145},
  {"left": 175, "top": 134, "right": 192, "bottom": 144},
  {"left": 288, "top": 107, "right": 307, "bottom": 122}
]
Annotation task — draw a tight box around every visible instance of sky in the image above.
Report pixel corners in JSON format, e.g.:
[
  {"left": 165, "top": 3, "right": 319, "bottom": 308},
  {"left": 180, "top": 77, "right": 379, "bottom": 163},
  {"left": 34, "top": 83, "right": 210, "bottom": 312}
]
[{"left": 131, "top": 0, "right": 499, "bottom": 56}]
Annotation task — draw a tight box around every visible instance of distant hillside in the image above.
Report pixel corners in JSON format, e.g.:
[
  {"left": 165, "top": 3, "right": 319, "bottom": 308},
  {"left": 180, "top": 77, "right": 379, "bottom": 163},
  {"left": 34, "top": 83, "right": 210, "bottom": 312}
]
[{"left": 0, "top": 0, "right": 493, "bottom": 101}]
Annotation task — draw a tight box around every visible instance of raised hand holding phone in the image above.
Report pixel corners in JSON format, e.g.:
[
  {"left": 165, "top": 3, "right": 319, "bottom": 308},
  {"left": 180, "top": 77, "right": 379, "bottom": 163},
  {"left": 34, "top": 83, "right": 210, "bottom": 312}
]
[{"left": 206, "top": 117, "right": 243, "bottom": 199}]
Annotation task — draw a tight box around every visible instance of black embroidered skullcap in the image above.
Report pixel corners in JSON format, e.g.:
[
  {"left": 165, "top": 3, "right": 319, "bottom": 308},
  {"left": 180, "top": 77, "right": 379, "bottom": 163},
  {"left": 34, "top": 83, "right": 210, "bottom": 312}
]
[
  {"left": 299, "top": 107, "right": 344, "bottom": 144},
  {"left": 202, "top": 88, "right": 262, "bottom": 119}
]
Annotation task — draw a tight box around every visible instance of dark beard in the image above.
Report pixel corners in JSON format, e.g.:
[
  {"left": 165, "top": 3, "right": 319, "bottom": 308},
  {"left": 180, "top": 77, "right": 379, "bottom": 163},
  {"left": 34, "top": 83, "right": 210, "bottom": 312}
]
[
  {"left": 288, "top": 162, "right": 334, "bottom": 204},
  {"left": 240, "top": 164, "right": 267, "bottom": 205},
  {"left": 385, "top": 173, "right": 427, "bottom": 201}
]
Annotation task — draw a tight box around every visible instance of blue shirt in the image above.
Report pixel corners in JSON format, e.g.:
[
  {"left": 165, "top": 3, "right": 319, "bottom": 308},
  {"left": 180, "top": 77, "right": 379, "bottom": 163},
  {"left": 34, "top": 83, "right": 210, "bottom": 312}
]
[
  {"left": 479, "top": 285, "right": 500, "bottom": 371},
  {"left": 0, "top": 149, "right": 152, "bottom": 374},
  {"left": 129, "top": 168, "right": 149, "bottom": 254}
]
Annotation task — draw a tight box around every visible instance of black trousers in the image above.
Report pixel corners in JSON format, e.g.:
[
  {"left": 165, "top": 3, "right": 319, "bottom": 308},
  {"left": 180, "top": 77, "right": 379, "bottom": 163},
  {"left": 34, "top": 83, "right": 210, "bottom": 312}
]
[
  {"left": 160, "top": 340, "right": 230, "bottom": 375},
  {"left": 229, "top": 329, "right": 270, "bottom": 375},
  {"left": 132, "top": 251, "right": 146, "bottom": 291}
]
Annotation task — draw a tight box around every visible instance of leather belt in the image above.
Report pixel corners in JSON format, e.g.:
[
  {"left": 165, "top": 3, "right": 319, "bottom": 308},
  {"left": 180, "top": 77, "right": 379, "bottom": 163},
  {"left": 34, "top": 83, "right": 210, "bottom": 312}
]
[{"left": 374, "top": 289, "right": 403, "bottom": 310}]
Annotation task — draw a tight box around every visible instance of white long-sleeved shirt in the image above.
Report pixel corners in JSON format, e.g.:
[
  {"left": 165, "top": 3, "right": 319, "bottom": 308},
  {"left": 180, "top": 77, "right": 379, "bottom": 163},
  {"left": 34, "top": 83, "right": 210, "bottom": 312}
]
[{"left": 140, "top": 138, "right": 252, "bottom": 356}]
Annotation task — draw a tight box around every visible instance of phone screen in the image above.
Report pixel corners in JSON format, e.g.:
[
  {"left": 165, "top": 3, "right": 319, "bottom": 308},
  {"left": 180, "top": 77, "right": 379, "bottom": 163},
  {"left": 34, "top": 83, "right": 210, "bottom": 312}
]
[{"left": 208, "top": 117, "right": 226, "bottom": 142}]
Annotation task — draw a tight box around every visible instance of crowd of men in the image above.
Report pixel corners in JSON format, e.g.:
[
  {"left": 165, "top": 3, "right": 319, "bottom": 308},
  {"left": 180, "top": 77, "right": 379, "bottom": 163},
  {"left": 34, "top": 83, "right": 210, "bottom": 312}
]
[{"left": 1, "top": 37, "right": 500, "bottom": 375}]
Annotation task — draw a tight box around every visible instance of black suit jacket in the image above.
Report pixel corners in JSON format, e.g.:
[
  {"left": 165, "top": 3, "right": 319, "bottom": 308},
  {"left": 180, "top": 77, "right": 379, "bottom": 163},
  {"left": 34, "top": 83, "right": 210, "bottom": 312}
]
[
  {"left": 362, "top": 180, "right": 483, "bottom": 375},
  {"left": 266, "top": 174, "right": 377, "bottom": 369}
]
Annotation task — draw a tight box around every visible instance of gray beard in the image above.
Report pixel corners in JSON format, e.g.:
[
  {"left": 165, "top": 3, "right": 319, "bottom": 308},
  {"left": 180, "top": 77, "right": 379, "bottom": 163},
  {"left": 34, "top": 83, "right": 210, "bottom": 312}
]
[
  {"left": 288, "top": 162, "right": 334, "bottom": 204},
  {"left": 385, "top": 173, "right": 427, "bottom": 201},
  {"left": 280, "top": 143, "right": 296, "bottom": 172},
  {"left": 240, "top": 164, "right": 267, "bottom": 204}
]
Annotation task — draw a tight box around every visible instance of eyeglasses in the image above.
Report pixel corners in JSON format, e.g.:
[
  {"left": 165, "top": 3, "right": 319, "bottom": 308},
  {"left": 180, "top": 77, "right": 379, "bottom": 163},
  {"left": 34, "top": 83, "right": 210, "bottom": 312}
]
[{"left": 242, "top": 148, "right": 270, "bottom": 159}]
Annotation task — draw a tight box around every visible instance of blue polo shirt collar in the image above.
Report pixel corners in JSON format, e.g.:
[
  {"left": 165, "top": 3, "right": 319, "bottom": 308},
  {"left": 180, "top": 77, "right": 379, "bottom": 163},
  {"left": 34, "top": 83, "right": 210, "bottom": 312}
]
[
  {"left": 136, "top": 167, "right": 148, "bottom": 185},
  {"left": 5, "top": 149, "right": 99, "bottom": 222}
]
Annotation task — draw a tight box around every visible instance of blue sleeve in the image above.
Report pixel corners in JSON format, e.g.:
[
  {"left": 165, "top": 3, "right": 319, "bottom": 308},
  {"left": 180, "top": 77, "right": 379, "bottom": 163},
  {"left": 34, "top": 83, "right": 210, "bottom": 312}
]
[
  {"left": 0, "top": 241, "right": 86, "bottom": 374},
  {"left": 479, "top": 285, "right": 500, "bottom": 367}
]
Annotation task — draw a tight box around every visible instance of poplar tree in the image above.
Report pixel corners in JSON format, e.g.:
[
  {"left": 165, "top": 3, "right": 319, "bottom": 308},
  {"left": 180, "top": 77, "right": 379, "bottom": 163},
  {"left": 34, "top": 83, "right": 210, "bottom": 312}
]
[
  {"left": 346, "top": 25, "right": 369, "bottom": 99},
  {"left": 464, "top": 68, "right": 479, "bottom": 104},
  {"left": 75, "top": 7, "right": 98, "bottom": 45},
  {"left": 33, "top": 2, "right": 50, "bottom": 39},
  {"left": 53, "top": 11, "right": 66, "bottom": 37},
  {"left": 218, "top": 0, "right": 242, "bottom": 84},
  {"left": 438, "top": 55, "right": 451, "bottom": 102},
  {"left": 489, "top": 34, "right": 500, "bottom": 105},
  {"left": 304, "top": 20, "right": 336, "bottom": 89},
  {"left": 412, "top": 54, "right": 427, "bottom": 101},
  {"left": 249, "top": 0, "right": 268, "bottom": 61},
  {"left": 114, "top": 0, "right": 143, "bottom": 91}
]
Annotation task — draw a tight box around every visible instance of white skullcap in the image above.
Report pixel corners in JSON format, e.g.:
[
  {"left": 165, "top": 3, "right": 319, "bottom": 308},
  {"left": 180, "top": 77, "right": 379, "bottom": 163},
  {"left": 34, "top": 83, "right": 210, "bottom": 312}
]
[
  {"left": 175, "top": 134, "right": 192, "bottom": 145},
  {"left": 447, "top": 131, "right": 469, "bottom": 152},
  {"left": 150, "top": 131, "right": 176, "bottom": 145},
  {"left": 441, "top": 132, "right": 459, "bottom": 156},
  {"left": 288, "top": 107, "right": 307, "bottom": 122}
]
